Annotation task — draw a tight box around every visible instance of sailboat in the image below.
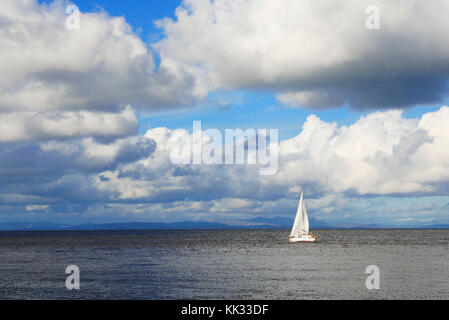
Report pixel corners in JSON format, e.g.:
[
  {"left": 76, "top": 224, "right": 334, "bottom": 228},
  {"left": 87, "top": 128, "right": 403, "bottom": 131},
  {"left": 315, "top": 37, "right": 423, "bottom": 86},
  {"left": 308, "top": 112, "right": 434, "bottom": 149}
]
[{"left": 289, "top": 191, "right": 317, "bottom": 242}]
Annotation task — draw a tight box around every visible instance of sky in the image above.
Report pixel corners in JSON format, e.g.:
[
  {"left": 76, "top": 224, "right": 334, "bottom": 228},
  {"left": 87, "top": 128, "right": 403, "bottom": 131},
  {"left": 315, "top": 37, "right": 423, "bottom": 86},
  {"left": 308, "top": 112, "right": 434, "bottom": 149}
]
[{"left": 0, "top": 0, "right": 449, "bottom": 227}]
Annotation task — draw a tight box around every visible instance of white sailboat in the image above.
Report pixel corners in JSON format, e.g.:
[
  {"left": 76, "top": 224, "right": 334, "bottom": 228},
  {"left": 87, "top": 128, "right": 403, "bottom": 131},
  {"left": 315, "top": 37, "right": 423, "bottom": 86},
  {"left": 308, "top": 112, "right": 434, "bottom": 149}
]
[{"left": 289, "top": 191, "right": 317, "bottom": 242}]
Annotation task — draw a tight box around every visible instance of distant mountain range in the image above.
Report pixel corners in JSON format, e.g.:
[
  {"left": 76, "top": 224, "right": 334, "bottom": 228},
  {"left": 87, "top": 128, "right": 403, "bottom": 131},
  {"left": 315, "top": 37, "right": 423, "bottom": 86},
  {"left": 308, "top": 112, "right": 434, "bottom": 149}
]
[
  {"left": 0, "top": 216, "right": 337, "bottom": 231},
  {"left": 0, "top": 216, "right": 447, "bottom": 231},
  {"left": 0, "top": 221, "right": 232, "bottom": 231}
]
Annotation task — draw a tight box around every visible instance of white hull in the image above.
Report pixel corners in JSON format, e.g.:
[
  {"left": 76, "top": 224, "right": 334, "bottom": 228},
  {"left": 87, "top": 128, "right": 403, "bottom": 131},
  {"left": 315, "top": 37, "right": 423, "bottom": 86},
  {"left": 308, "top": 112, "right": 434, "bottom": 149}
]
[{"left": 289, "top": 234, "right": 316, "bottom": 242}]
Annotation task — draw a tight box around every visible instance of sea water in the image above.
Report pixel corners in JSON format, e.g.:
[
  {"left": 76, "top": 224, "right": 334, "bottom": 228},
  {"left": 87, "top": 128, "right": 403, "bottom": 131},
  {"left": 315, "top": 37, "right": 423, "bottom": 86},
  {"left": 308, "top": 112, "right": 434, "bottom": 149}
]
[{"left": 0, "top": 229, "right": 448, "bottom": 299}]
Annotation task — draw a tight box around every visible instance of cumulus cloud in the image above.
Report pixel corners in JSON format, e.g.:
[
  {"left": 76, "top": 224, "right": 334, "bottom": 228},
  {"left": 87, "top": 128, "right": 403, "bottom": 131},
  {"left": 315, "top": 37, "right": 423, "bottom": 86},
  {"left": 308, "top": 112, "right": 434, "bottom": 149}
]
[
  {"left": 277, "top": 106, "right": 449, "bottom": 195},
  {"left": 0, "top": 135, "right": 156, "bottom": 205},
  {"left": 0, "top": 105, "right": 138, "bottom": 142},
  {"left": 1, "top": 106, "right": 449, "bottom": 223},
  {"left": 0, "top": 0, "right": 204, "bottom": 113},
  {"left": 26, "top": 204, "right": 49, "bottom": 211},
  {"left": 155, "top": 0, "right": 449, "bottom": 110},
  {"left": 277, "top": 90, "right": 346, "bottom": 110},
  {"left": 91, "top": 107, "right": 449, "bottom": 205},
  {"left": 73, "top": 106, "right": 449, "bottom": 225}
]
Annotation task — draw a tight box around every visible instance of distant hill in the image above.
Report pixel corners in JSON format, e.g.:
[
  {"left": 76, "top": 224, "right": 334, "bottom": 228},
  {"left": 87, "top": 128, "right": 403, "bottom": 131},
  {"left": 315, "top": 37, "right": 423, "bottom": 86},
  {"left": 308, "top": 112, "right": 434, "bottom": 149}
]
[
  {"left": 0, "top": 218, "right": 447, "bottom": 231},
  {"left": 241, "top": 216, "right": 336, "bottom": 228},
  {"left": 0, "top": 218, "right": 306, "bottom": 231},
  {"left": 0, "top": 221, "right": 234, "bottom": 231},
  {"left": 0, "top": 221, "right": 65, "bottom": 231},
  {"left": 421, "top": 224, "right": 449, "bottom": 229}
]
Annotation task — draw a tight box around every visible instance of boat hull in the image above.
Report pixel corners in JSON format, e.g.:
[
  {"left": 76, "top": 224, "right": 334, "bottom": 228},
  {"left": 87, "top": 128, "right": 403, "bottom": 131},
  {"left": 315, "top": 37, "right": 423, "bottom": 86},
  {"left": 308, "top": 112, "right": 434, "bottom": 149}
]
[{"left": 289, "top": 234, "right": 316, "bottom": 242}]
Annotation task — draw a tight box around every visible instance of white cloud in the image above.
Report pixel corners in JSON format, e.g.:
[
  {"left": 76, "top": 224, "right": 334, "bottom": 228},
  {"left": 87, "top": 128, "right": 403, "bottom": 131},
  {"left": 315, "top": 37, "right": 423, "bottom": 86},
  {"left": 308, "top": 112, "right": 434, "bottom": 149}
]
[
  {"left": 277, "top": 90, "right": 345, "bottom": 110},
  {"left": 87, "top": 106, "right": 449, "bottom": 214},
  {"left": 0, "top": 135, "right": 156, "bottom": 203},
  {"left": 0, "top": 105, "right": 138, "bottom": 142},
  {"left": 277, "top": 106, "right": 449, "bottom": 195},
  {"left": 26, "top": 204, "right": 49, "bottom": 211},
  {"left": 1, "top": 106, "right": 449, "bottom": 224},
  {"left": 0, "top": 0, "right": 204, "bottom": 113},
  {"left": 155, "top": 0, "right": 449, "bottom": 110},
  {"left": 40, "top": 134, "right": 156, "bottom": 170}
]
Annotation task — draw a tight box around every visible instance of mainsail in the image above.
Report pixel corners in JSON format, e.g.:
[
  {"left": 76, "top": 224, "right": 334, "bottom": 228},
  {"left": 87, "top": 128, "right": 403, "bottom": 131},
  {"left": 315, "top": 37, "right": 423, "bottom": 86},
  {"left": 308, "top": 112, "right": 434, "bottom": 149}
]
[{"left": 289, "top": 191, "right": 310, "bottom": 237}]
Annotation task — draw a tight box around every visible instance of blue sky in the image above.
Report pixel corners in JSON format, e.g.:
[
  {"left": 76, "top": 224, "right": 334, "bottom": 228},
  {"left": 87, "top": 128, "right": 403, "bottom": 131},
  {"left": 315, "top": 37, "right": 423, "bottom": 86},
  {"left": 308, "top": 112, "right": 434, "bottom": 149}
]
[
  {"left": 42, "top": 0, "right": 181, "bottom": 39},
  {"left": 1, "top": 0, "right": 449, "bottom": 227}
]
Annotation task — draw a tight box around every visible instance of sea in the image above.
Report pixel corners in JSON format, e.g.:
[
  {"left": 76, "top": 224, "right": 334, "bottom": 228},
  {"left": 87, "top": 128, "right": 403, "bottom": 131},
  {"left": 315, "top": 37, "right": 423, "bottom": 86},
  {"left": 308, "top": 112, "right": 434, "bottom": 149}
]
[{"left": 0, "top": 229, "right": 448, "bottom": 299}]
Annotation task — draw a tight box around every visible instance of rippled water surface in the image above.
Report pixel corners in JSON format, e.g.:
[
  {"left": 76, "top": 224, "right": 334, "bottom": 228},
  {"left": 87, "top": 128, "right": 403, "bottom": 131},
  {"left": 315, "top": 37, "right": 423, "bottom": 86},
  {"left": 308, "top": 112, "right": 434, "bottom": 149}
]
[{"left": 0, "top": 229, "right": 448, "bottom": 299}]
